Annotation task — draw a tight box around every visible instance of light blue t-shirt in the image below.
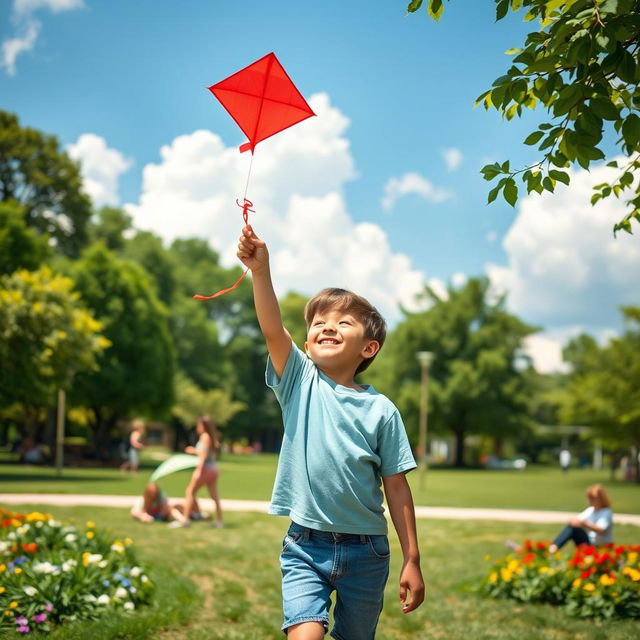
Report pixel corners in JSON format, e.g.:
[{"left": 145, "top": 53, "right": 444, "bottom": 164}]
[
  {"left": 266, "top": 344, "right": 416, "bottom": 535},
  {"left": 578, "top": 506, "right": 614, "bottom": 545}
]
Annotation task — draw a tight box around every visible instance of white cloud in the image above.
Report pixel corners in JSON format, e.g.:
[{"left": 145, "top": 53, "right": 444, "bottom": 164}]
[
  {"left": 381, "top": 172, "right": 453, "bottom": 211},
  {"left": 125, "top": 93, "right": 425, "bottom": 323},
  {"left": 442, "top": 147, "right": 463, "bottom": 171},
  {"left": 1, "top": 0, "right": 83, "bottom": 75},
  {"left": 486, "top": 160, "right": 640, "bottom": 331},
  {"left": 67, "top": 134, "right": 132, "bottom": 207}
]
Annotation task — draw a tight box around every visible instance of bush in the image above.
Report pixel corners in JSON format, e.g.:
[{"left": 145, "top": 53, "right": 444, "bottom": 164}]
[
  {"left": 0, "top": 508, "right": 154, "bottom": 635},
  {"left": 482, "top": 539, "right": 640, "bottom": 619}
]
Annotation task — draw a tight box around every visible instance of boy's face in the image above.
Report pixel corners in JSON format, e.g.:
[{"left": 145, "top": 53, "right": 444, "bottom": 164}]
[{"left": 304, "top": 307, "right": 379, "bottom": 377}]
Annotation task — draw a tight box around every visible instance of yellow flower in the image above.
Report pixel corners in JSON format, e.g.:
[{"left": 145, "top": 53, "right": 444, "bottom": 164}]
[
  {"left": 86, "top": 521, "right": 96, "bottom": 529},
  {"left": 583, "top": 583, "right": 596, "bottom": 592},
  {"left": 4, "top": 611, "right": 10, "bottom": 616},
  {"left": 86, "top": 531, "right": 95, "bottom": 539},
  {"left": 0, "top": 564, "right": 6, "bottom": 573},
  {"left": 82, "top": 552, "right": 91, "bottom": 567},
  {"left": 14, "top": 568, "right": 22, "bottom": 575},
  {"left": 9, "top": 602, "right": 18, "bottom": 609},
  {"left": 584, "top": 556, "right": 594, "bottom": 565},
  {"left": 124, "top": 537, "right": 133, "bottom": 545},
  {"left": 500, "top": 568, "right": 513, "bottom": 582},
  {"left": 600, "top": 574, "right": 615, "bottom": 586},
  {"left": 489, "top": 571, "right": 498, "bottom": 584},
  {"left": 26, "top": 512, "right": 50, "bottom": 522},
  {"left": 11, "top": 519, "right": 21, "bottom": 527},
  {"left": 538, "top": 566, "right": 550, "bottom": 574},
  {"left": 572, "top": 578, "right": 582, "bottom": 589},
  {"left": 627, "top": 551, "right": 638, "bottom": 564},
  {"left": 0, "top": 587, "right": 5, "bottom": 594}
]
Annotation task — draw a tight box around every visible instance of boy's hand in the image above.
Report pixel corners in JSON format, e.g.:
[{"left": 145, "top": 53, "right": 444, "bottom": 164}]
[
  {"left": 399, "top": 559, "right": 425, "bottom": 613},
  {"left": 237, "top": 225, "right": 269, "bottom": 274}
]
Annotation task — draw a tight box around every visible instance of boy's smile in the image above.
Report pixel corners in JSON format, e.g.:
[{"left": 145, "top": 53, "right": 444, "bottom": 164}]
[{"left": 304, "top": 308, "right": 379, "bottom": 384}]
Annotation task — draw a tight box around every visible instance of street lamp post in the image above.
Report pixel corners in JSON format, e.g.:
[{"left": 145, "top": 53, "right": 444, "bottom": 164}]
[{"left": 416, "top": 351, "right": 434, "bottom": 489}]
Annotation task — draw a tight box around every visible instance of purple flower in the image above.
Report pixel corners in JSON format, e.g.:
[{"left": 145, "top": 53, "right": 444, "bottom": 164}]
[
  {"left": 14, "top": 556, "right": 27, "bottom": 565},
  {"left": 15, "top": 617, "right": 28, "bottom": 625},
  {"left": 44, "top": 604, "right": 53, "bottom": 612},
  {"left": 33, "top": 613, "right": 47, "bottom": 623},
  {"left": 17, "top": 625, "right": 30, "bottom": 633}
]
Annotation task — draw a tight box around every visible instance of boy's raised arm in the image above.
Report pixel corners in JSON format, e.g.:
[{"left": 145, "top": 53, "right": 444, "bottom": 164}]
[{"left": 237, "top": 224, "right": 292, "bottom": 377}]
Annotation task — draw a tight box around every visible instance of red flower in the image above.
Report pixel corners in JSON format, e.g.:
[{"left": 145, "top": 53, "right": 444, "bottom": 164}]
[
  {"left": 21, "top": 543, "right": 37, "bottom": 553},
  {"left": 522, "top": 553, "right": 535, "bottom": 565},
  {"left": 580, "top": 567, "right": 595, "bottom": 579}
]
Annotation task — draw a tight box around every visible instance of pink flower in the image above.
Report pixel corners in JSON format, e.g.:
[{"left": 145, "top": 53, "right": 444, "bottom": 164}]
[
  {"left": 44, "top": 604, "right": 53, "bottom": 612},
  {"left": 33, "top": 613, "right": 47, "bottom": 623},
  {"left": 15, "top": 617, "right": 28, "bottom": 625},
  {"left": 17, "top": 625, "right": 30, "bottom": 633}
]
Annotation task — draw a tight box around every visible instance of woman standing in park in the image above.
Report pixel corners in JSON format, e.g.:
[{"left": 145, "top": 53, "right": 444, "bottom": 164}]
[
  {"left": 170, "top": 416, "right": 223, "bottom": 528},
  {"left": 120, "top": 419, "right": 146, "bottom": 475}
]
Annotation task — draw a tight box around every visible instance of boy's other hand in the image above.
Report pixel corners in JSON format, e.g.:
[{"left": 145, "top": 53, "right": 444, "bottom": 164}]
[
  {"left": 400, "top": 559, "right": 425, "bottom": 613},
  {"left": 237, "top": 225, "right": 269, "bottom": 274}
]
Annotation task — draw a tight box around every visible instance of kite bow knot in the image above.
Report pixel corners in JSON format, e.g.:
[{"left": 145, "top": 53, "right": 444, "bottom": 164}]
[{"left": 236, "top": 198, "right": 255, "bottom": 224}]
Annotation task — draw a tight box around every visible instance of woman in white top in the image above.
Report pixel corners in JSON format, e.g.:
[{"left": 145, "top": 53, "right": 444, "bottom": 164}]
[
  {"left": 548, "top": 484, "right": 614, "bottom": 552},
  {"left": 170, "top": 416, "right": 223, "bottom": 528}
]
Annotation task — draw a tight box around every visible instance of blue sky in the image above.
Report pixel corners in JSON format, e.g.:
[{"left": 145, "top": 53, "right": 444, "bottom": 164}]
[{"left": 2, "top": 0, "right": 638, "bottom": 371}]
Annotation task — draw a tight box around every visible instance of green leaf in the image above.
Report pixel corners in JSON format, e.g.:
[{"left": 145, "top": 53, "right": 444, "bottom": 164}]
[
  {"left": 407, "top": 0, "right": 424, "bottom": 13},
  {"left": 618, "top": 50, "right": 637, "bottom": 84},
  {"left": 427, "top": 0, "right": 444, "bottom": 21},
  {"left": 549, "top": 170, "right": 570, "bottom": 185},
  {"left": 487, "top": 183, "right": 502, "bottom": 204},
  {"left": 496, "top": 0, "right": 509, "bottom": 21},
  {"left": 621, "top": 113, "right": 640, "bottom": 148},
  {"left": 503, "top": 178, "right": 518, "bottom": 207},
  {"left": 523, "top": 130, "right": 544, "bottom": 145},
  {"left": 590, "top": 97, "right": 619, "bottom": 121}
]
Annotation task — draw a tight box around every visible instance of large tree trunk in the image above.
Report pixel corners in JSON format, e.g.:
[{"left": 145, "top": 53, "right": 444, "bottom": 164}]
[
  {"left": 453, "top": 429, "right": 466, "bottom": 467},
  {"left": 91, "top": 407, "right": 119, "bottom": 462}
]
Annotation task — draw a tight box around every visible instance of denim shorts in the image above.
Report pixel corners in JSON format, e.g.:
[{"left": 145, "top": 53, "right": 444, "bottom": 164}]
[{"left": 280, "top": 521, "right": 390, "bottom": 639}]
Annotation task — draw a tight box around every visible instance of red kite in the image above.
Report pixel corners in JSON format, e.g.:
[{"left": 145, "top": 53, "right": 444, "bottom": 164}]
[
  {"left": 194, "top": 53, "right": 315, "bottom": 301},
  {"left": 208, "top": 52, "right": 315, "bottom": 154}
]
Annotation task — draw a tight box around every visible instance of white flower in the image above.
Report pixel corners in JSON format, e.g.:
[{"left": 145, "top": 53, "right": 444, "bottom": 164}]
[
  {"left": 130, "top": 567, "right": 141, "bottom": 577},
  {"left": 115, "top": 587, "right": 128, "bottom": 599},
  {"left": 17, "top": 524, "right": 30, "bottom": 535},
  {"left": 87, "top": 553, "right": 103, "bottom": 565},
  {"left": 7, "top": 532, "right": 16, "bottom": 540},
  {"left": 84, "top": 594, "right": 97, "bottom": 603},
  {"left": 110, "top": 542, "right": 124, "bottom": 553},
  {"left": 62, "top": 559, "right": 77, "bottom": 572},
  {"left": 35, "top": 521, "right": 43, "bottom": 528},
  {"left": 129, "top": 586, "right": 137, "bottom": 594},
  {"left": 23, "top": 586, "right": 37, "bottom": 596},
  {"left": 48, "top": 520, "right": 60, "bottom": 528},
  {"left": 97, "top": 594, "right": 110, "bottom": 605},
  {"left": 98, "top": 560, "right": 107, "bottom": 568},
  {"left": 141, "top": 575, "right": 149, "bottom": 584},
  {"left": 124, "top": 601, "right": 135, "bottom": 611},
  {"left": 0, "top": 541, "right": 9, "bottom": 552},
  {"left": 64, "top": 533, "right": 77, "bottom": 543},
  {"left": 33, "top": 561, "right": 58, "bottom": 574}
]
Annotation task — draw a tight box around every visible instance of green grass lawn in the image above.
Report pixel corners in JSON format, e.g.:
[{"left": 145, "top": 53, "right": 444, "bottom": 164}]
[
  {"left": 1, "top": 454, "right": 639, "bottom": 513},
  {"left": 5, "top": 503, "right": 639, "bottom": 640}
]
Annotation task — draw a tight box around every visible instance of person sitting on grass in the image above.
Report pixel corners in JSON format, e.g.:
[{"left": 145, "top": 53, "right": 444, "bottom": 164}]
[
  {"left": 548, "top": 483, "right": 614, "bottom": 553},
  {"left": 236, "top": 223, "right": 425, "bottom": 640},
  {"left": 131, "top": 482, "right": 208, "bottom": 524}
]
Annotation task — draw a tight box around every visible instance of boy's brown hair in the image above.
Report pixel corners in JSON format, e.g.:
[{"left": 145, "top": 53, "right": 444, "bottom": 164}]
[{"left": 304, "top": 288, "right": 387, "bottom": 374}]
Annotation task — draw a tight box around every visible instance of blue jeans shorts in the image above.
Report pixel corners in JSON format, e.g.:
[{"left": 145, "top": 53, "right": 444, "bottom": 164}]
[{"left": 280, "top": 521, "right": 390, "bottom": 639}]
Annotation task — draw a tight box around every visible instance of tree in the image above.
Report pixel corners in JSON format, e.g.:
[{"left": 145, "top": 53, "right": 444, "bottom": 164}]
[
  {"left": 366, "top": 277, "right": 536, "bottom": 466},
  {"left": 0, "top": 266, "right": 109, "bottom": 438},
  {"left": 560, "top": 306, "right": 640, "bottom": 480},
  {"left": 0, "top": 111, "right": 92, "bottom": 255},
  {"left": 409, "top": 0, "right": 640, "bottom": 235},
  {"left": 0, "top": 201, "right": 51, "bottom": 275},
  {"left": 69, "top": 243, "right": 175, "bottom": 456},
  {"left": 88, "top": 206, "right": 133, "bottom": 252},
  {"left": 173, "top": 374, "right": 246, "bottom": 430},
  {"left": 280, "top": 291, "right": 309, "bottom": 348}
]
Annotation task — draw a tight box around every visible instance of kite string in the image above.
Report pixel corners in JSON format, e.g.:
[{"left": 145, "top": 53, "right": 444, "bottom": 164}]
[{"left": 193, "top": 153, "right": 255, "bottom": 301}]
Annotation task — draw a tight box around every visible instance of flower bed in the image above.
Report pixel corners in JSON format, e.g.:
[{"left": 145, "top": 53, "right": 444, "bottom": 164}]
[
  {"left": 0, "top": 508, "right": 154, "bottom": 635},
  {"left": 482, "top": 539, "right": 640, "bottom": 619}
]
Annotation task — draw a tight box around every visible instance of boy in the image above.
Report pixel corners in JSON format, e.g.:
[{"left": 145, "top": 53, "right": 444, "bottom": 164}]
[{"left": 237, "top": 225, "right": 424, "bottom": 640}]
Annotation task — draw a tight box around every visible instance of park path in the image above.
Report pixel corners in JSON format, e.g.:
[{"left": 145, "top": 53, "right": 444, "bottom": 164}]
[{"left": 2, "top": 493, "right": 639, "bottom": 526}]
